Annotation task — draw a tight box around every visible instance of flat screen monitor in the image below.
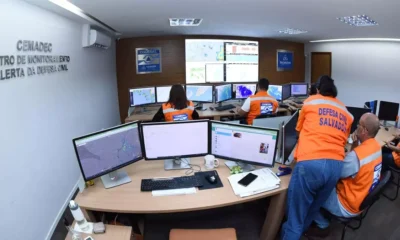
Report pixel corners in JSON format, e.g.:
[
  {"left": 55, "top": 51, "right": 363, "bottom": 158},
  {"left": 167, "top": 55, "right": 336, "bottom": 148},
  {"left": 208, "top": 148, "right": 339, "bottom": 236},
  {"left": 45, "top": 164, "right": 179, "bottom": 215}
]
[
  {"left": 73, "top": 121, "right": 143, "bottom": 181},
  {"left": 233, "top": 83, "right": 256, "bottom": 99},
  {"left": 186, "top": 84, "right": 213, "bottom": 103},
  {"left": 268, "top": 85, "right": 283, "bottom": 101},
  {"left": 156, "top": 85, "right": 172, "bottom": 103},
  {"left": 210, "top": 121, "right": 279, "bottom": 167},
  {"left": 291, "top": 83, "right": 308, "bottom": 97},
  {"left": 378, "top": 101, "right": 399, "bottom": 122},
  {"left": 364, "top": 100, "right": 378, "bottom": 115},
  {"left": 346, "top": 106, "right": 371, "bottom": 133},
  {"left": 282, "top": 111, "right": 299, "bottom": 163},
  {"left": 282, "top": 84, "right": 291, "bottom": 101},
  {"left": 215, "top": 83, "right": 233, "bottom": 103},
  {"left": 129, "top": 87, "right": 156, "bottom": 107},
  {"left": 141, "top": 120, "right": 209, "bottom": 160}
]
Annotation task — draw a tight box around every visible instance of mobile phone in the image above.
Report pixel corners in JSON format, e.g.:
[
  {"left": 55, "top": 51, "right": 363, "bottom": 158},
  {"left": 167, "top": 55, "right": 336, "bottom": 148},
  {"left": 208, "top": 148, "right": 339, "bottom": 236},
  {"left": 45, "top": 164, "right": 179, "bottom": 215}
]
[{"left": 238, "top": 173, "right": 258, "bottom": 187}]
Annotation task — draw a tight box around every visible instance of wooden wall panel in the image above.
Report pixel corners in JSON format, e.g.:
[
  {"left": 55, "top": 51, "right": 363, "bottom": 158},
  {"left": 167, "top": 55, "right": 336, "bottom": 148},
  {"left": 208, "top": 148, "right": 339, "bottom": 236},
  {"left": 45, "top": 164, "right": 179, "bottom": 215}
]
[{"left": 116, "top": 35, "right": 305, "bottom": 121}]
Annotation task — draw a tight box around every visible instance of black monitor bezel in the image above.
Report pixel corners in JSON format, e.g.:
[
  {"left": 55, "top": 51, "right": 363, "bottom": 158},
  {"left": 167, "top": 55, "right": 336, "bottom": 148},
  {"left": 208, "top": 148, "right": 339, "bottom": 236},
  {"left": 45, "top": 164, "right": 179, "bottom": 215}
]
[
  {"left": 364, "top": 100, "right": 378, "bottom": 115},
  {"left": 209, "top": 120, "right": 279, "bottom": 168},
  {"left": 72, "top": 121, "right": 143, "bottom": 182},
  {"left": 290, "top": 83, "right": 309, "bottom": 97},
  {"left": 232, "top": 82, "right": 257, "bottom": 99},
  {"left": 129, "top": 86, "right": 156, "bottom": 107},
  {"left": 378, "top": 101, "right": 400, "bottom": 121},
  {"left": 282, "top": 110, "right": 299, "bottom": 163},
  {"left": 282, "top": 84, "right": 292, "bottom": 101},
  {"left": 140, "top": 120, "right": 210, "bottom": 160},
  {"left": 214, "top": 83, "right": 233, "bottom": 103},
  {"left": 346, "top": 106, "right": 371, "bottom": 133},
  {"left": 185, "top": 83, "right": 214, "bottom": 103}
]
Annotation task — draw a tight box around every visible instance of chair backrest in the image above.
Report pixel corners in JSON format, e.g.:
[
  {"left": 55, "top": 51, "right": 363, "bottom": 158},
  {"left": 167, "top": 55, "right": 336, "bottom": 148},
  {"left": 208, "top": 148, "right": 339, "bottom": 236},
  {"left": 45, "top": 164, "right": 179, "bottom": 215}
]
[{"left": 359, "top": 170, "right": 391, "bottom": 210}]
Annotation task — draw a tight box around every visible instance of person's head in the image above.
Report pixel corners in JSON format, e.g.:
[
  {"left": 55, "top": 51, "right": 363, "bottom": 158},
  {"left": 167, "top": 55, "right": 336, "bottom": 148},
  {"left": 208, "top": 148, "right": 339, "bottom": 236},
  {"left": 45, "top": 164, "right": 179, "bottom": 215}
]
[
  {"left": 257, "top": 78, "right": 270, "bottom": 91},
  {"left": 355, "top": 113, "right": 380, "bottom": 142},
  {"left": 316, "top": 75, "right": 338, "bottom": 97},
  {"left": 167, "top": 84, "right": 187, "bottom": 110},
  {"left": 309, "top": 84, "right": 317, "bottom": 95}
]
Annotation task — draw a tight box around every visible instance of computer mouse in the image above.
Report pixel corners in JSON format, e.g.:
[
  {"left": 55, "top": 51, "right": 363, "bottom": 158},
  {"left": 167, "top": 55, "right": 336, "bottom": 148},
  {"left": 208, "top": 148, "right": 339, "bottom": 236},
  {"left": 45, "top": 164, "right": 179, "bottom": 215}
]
[
  {"left": 385, "top": 127, "right": 389, "bottom": 131},
  {"left": 206, "top": 175, "right": 218, "bottom": 184},
  {"left": 210, "top": 107, "right": 214, "bottom": 111},
  {"left": 229, "top": 110, "right": 235, "bottom": 113}
]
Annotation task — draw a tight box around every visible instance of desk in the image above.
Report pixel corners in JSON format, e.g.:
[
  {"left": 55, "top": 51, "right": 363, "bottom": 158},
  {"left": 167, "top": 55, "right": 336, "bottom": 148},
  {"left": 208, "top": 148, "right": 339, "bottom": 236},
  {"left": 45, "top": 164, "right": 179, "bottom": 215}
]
[
  {"left": 75, "top": 158, "right": 291, "bottom": 240},
  {"left": 65, "top": 224, "right": 132, "bottom": 240},
  {"left": 125, "top": 102, "right": 290, "bottom": 123},
  {"left": 376, "top": 126, "right": 398, "bottom": 146}
]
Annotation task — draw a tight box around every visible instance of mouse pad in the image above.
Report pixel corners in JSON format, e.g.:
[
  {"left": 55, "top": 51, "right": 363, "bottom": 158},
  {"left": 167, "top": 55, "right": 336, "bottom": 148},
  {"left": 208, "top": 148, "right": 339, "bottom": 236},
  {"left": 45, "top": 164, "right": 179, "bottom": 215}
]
[{"left": 195, "top": 170, "right": 224, "bottom": 190}]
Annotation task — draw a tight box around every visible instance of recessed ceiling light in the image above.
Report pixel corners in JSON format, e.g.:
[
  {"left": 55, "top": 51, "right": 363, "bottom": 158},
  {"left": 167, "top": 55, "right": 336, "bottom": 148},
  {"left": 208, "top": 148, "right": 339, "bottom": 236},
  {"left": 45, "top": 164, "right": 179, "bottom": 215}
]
[
  {"left": 337, "top": 15, "right": 378, "bottom": 27},
  {"left": 169, "top": 18, "right": 203, "bottom": 26},
  {"left": 278, "top": 28, "right": 308, "bottom": 35},
  {"left": 310, "top": 38, "right": 400, "bottom": 43}
]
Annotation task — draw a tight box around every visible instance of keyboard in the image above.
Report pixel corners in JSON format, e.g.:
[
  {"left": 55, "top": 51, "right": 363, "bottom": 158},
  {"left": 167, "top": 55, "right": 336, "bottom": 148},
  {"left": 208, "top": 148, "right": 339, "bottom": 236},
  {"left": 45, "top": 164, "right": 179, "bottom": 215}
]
[
  {"left": 215, "top": 104, "right": 236, "bottom": 111},
  {"left": 141, "top": 175, "right": 204, "bottom": 191},
  {"left": 279, "top": 103, "right": 289, "bottom": 108}
]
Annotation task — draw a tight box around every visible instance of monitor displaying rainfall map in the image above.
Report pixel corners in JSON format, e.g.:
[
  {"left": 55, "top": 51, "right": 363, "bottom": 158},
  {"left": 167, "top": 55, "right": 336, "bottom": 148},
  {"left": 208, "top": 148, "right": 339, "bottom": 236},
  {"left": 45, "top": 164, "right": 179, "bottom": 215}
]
[
  {"left": 75, "top": 123, "right": 143, "bottom": 180},
  {"left": 235, "top": 84, "right": 257, "bottom": 99},
  {"left": 186, "top": 85, "right": 213, "bottom": 102},
  {"left": 185, "top": 39, "right": 258, "bottom": 83},
  {"left": 130, "top": 87, "right": 156, "bottom": 106},
  {"left": 216, "top": 84, "right": 232, "bottom": 102}
]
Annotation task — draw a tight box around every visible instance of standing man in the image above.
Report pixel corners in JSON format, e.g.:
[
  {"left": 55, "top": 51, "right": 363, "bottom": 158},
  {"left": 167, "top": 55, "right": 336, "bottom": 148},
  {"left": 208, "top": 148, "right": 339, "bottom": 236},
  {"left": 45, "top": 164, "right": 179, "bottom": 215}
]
[
  {"left": 306, "top": 113, "right": 382, "bottom": 237},
  {"left": 237, "top": 78, "right": 279, "bottom": 125},
  {"left": 281, "top": 76, "right": 354, "bottom": 240}
]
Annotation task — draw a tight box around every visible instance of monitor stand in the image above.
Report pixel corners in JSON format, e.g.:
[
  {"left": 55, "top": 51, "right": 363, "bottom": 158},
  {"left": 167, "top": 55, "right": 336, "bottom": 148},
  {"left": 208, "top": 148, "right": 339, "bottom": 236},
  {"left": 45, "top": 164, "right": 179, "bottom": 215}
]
[
  {"left": 195, "top": 103, "right": 207, "bottom": 111},
  {"left": 100, "top": 170, "right": 131, "bottom": 189},
  {"left": 225, "top": 160, "right": 256, "bottom": 172},
  {"left": 381, "top": 120, "right": 394, "bottom": 128},
  {"left": 164, "top": 158, "right": 191, "bottom": 170}
]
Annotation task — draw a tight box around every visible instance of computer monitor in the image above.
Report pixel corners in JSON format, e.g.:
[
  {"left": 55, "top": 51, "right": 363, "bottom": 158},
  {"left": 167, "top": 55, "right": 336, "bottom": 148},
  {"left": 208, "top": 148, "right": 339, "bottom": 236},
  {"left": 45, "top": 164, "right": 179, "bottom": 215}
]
[
  {"left": 378, "top": 101, "right": 399, "bottom": 122},
  {"left": 233, "top": 83, "right": 257, "bottom": 99},
  {"left": 140, "top": 120, "right": 209, "bottom": 170},
  {"left": 186, "top": 84, "right": 213, "bottom": 103},
  {"left": 210, "top": 121, "right": 279, "bottom": 168},
  {"left": 346, "top": 106, "right": 371, "bottom": 133},
  {"left": 282, "top": 84, "right": 291, "bottom": 101},
  {"left": 156, "top": 85, "right": 172, "bottom": 103},
  {"left": 73, "top": 121, "right": 143, "bottom": 188},
  {"left": 364, "top": 100, "right": 378, "bottom": 115},
  {"left": 291, "top": 83, "right": 308, "bottom": 97},
  {"left": 215, "top": 83, "right": 233, "bottom": 103},
  {"left": 268, "top": 85, "right": 283, "bottom": 101},
  {"left": 282, "top": 111, "right": 299, "bottom": 164},
  {"left": 129, "top": 87, "right": 156, "bottom": 107}
]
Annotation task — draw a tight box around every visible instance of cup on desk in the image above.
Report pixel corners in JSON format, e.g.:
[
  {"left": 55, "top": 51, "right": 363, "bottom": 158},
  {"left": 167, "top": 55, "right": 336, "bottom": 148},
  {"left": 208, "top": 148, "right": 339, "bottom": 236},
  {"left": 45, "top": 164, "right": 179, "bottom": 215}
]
[{"left": 204, "top": 155, "right": 219, "bottom": 170}]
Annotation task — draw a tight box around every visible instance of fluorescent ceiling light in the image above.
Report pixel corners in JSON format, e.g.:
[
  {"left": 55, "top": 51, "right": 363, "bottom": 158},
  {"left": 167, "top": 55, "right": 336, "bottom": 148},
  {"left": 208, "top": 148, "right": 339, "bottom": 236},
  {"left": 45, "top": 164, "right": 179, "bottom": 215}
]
[
  {"left": 278, "top": 28, "right": 308, "bottom": 35},
  {"left": 310, "top": 38, "right": 400, "bottom": 43},
  {"left": 337, "top": 15, "right": 378, "bottom": 27},
  {"left": 169, "top": 18, "right": 203, "bottom": 26}
]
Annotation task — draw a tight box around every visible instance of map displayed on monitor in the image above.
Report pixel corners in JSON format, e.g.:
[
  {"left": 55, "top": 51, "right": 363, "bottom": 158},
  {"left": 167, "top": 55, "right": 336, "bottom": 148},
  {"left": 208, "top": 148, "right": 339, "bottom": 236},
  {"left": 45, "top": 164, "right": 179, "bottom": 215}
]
[
  {"left": 186, "top": 85, "right": 213, "bottom": 102},
  {"left": 268, "top": 85, "right": 283, "bottom": 101},
  {"left": 216, "top": 84, "right": 232, "bottom": 102},
  {"left": 130, "top": 87, "right": 155, "bottom": 106},
  {"left": 185, "top": 39, "right": 258, "bottom": 83},
  {"left": 75, "top": 124, "right": 142, "bottom": 179},
  {"left": 235, "top": 84, "right": 256, "bottom": 99}
]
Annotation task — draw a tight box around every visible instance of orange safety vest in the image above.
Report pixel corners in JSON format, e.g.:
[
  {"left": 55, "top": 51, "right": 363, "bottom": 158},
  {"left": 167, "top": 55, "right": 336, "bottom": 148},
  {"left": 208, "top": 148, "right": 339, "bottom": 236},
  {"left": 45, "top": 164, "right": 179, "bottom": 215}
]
[
  {"left": 393, "top": 143, "right": 400, "bottom": 167},
  {"left": 162, "top": 101, "right": 194, "bottom": 122},
  {"left": 295, "top": 94, "right": 353, "bottom": 161},
  {"left": 246, "top": 91, "right": 279, "bottom": 125},
  {"left": 337, "top": 138, "right": 382, "bottom": 214}
]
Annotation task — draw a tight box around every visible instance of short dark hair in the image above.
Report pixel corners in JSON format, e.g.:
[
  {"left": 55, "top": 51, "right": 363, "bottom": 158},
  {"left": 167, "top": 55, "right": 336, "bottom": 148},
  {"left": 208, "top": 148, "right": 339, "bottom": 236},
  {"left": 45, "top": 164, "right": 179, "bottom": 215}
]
[
  {"left": 258, "top": 78, "right": 270, "bottom": 90},
  {"left": 167, "top": 84, "right": 188, "bottom": 110},
  {"left": 316, "top": 75, "right": 338, "bottom": 97},
  {"left": 309, "top": 84, "right": 318, "bottom": 95}
]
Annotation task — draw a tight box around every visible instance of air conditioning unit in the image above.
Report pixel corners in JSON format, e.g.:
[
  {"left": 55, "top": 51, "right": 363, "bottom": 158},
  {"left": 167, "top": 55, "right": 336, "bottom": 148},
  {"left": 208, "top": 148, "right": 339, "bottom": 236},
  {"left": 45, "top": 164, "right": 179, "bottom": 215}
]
[{"left": 82, "top": 24, "right": 112, "bottom": 49}]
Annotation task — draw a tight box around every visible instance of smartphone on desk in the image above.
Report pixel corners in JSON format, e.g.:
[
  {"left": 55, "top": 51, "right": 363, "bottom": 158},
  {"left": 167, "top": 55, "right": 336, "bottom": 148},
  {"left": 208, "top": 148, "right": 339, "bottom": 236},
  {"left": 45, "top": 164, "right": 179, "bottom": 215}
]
[{"left": 238, "top": 173, "right": 258, "bottom": 187}]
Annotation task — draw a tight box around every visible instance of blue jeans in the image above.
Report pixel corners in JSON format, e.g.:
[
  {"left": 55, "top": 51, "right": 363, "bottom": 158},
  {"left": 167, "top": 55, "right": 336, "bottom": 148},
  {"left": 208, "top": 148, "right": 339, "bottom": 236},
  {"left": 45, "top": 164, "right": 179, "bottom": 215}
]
[
  {"left": 313, "top": 188, "right": 358, "bottom": 228},
  {"left": 281, "top": 159, "right": 343, "bottom": 240}
]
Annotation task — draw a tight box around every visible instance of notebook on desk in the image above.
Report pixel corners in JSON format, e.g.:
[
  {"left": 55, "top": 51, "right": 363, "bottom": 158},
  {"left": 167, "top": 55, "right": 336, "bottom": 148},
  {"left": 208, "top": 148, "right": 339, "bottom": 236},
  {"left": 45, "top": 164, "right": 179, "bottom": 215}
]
[{"left": 228, "top": 168, "right": 281, "bottom": 198}]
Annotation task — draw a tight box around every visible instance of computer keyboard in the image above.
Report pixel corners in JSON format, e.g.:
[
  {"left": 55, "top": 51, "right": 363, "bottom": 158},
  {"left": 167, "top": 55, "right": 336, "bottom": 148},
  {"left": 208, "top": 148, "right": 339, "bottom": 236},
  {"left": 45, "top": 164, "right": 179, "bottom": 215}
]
[
  {"left": 215, "top": 104, "right": 236, "bottom": 111},
  {"left": 141, "top": 175, "right": 204, "bottom": 191},
  {"left": 279, "top": 103, "right": 289, "bottom": 108}
]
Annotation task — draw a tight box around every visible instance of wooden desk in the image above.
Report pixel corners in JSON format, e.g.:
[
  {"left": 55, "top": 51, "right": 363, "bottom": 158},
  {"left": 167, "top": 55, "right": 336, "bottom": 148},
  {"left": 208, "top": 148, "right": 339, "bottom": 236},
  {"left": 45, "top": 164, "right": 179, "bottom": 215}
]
[
  {"left": 125, "top": 102, "right": 290, "bottom": 123},
  {"left": 65, "top": 224, "right": 132, "bottom": 240},
  {"left": 75, "top": 158, "right": 290, "bottom": 240},
  {"left": 376, "top": 126, "right": 398, "bottom": 146}
]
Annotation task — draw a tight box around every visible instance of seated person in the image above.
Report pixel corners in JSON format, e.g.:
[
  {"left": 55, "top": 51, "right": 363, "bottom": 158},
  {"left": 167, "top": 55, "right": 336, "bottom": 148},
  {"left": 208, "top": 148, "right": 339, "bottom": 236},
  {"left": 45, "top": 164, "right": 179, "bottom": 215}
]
[
  {"left": 152, "top": 84, "right": 199, "bottom": 122},
  {"left": 382, "top": 131, "right": 400, "bottom": 170},
  {"left": 306, "top": 113, "right": 382, "bottom": 237},
  {"left": 237, "top": 78, "right": 278, "bottom": 125},
  {"left": 284, "top": 83, "right": 317, "bottom": 109}
]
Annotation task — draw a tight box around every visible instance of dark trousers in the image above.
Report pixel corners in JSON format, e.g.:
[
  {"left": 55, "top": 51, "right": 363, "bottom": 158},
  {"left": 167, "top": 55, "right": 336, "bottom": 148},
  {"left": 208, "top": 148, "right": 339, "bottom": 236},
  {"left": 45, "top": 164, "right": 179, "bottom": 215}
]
[{"left": 382, "top": 147, "right": 397, "bottom": 171}]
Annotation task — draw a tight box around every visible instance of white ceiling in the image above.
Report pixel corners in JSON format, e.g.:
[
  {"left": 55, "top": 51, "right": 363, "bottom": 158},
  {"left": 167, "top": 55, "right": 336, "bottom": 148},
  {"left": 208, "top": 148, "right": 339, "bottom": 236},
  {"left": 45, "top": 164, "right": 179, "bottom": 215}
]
[{"left": 26, "top": 0, "right": 400, "bottom": 42}]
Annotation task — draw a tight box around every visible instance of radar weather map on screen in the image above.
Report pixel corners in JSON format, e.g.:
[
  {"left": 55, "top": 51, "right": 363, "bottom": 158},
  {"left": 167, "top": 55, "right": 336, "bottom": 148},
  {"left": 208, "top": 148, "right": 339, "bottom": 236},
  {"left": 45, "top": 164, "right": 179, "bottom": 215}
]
[{"left": 185, "top": 40, "right": 259, "bottom": 83}]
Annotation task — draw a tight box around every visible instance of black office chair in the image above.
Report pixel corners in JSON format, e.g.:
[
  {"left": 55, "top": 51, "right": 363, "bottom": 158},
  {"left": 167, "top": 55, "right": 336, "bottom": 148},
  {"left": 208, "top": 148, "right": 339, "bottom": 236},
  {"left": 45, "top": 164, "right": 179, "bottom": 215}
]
[
  {"left": 382, "top": 166, "right": 400, "bottom": 201},
  {"left": 321, "top": 170, "right": 391, "bottom": 240}
]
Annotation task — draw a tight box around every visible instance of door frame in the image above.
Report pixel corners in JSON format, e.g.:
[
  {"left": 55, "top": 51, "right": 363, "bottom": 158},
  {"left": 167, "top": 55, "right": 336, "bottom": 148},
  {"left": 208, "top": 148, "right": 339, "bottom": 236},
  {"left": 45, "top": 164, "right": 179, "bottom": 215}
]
[{"left": 311, "top": 52, "right": 332, "bottom": 83}]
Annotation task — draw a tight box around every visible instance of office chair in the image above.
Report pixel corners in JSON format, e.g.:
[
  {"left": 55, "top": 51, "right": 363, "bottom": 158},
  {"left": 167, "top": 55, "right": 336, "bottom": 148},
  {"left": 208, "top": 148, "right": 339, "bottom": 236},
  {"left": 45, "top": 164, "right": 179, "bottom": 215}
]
[
  {"left": 170, "top": 228, "right": 237, "bottom": 240},
  {"left": 321, "top": 170, "right": 391, "bottom": 240},
  {"left": 382, "top": 166, "right": 400, "bottom": 201},
  {"left": 234, "top": 113, "right": 277, "bottom": 125}
]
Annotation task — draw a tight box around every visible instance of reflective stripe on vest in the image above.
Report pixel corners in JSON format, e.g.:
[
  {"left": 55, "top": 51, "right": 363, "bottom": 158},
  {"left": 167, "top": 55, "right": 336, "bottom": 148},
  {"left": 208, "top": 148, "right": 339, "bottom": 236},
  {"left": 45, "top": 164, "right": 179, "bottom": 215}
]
[
  {"left": 249, "top": 97, "right": 277, "bottom": 102},
  {"left": 360, "top": 150, "right": 382, "bottom": 167},
  {"left": 163, "top": 106, "right": 194, "bottom": 114},
  {"left": 304, "top": 99, "right": 354, "bottom": 120}
]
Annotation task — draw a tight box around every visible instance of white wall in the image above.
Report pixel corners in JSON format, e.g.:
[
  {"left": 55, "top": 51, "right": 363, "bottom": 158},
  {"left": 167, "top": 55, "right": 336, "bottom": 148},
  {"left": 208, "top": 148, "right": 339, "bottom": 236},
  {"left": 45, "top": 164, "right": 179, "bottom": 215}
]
[
  {"left": 0, "top": 1, "right": 120, "bottom": 239},
  {"left": 305, "top": 41, "right": 400, "bottom": 107}
]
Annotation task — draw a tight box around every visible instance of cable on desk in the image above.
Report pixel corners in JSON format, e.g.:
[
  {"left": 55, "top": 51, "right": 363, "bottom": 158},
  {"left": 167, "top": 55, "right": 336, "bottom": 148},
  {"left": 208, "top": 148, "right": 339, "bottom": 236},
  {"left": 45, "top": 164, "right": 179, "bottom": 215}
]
[{"left": 181, "top": 158, "right": 202, "bottom": 175}]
